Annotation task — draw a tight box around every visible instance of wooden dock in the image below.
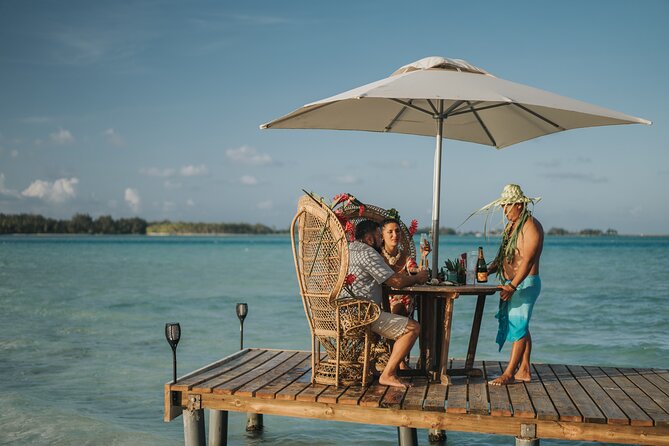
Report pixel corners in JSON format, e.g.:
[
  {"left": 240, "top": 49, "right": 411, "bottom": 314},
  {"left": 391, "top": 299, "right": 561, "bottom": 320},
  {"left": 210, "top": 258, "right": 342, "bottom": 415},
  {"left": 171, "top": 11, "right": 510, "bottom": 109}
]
[{"left": 164, "top": 348, "right": 669, "bottom": 445}]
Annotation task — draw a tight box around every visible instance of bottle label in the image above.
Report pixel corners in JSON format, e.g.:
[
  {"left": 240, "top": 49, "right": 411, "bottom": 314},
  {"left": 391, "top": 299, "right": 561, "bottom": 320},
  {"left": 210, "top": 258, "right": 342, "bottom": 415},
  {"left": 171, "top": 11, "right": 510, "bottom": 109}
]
[{"left": 477, "top": 271, "right": 488, "bottom": 282}]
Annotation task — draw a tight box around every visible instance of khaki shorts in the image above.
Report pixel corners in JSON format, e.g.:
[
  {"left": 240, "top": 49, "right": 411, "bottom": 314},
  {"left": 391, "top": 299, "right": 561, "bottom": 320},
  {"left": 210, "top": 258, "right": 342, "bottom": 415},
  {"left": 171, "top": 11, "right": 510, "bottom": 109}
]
[{"left": 371, "top": 311, "right": 409, "bottom": 340}]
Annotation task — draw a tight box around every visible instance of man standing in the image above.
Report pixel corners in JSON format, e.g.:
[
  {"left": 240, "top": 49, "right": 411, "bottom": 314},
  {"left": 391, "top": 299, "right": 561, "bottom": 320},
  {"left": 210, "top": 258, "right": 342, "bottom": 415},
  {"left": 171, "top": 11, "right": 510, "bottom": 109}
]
[
  {"left": 482, "top": 184, "right": 544, "bottom": 386},
  {"left": 348, "top": 220, "right": 429, "bottom": 388}
]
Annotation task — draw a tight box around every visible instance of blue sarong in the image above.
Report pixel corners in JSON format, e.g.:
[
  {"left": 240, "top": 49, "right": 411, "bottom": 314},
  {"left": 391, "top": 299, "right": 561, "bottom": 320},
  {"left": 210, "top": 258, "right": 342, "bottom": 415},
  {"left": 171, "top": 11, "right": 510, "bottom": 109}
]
[{"left": 495, "top": 275, "right": 541, "bottom": 351}]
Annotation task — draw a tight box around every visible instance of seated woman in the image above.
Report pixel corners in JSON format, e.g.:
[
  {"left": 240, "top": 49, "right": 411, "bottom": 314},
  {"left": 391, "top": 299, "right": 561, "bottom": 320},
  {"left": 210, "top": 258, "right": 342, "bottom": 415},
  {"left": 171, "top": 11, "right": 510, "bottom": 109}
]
[{"left": 380, "top": 218, "right": 430, "bottom": 317}]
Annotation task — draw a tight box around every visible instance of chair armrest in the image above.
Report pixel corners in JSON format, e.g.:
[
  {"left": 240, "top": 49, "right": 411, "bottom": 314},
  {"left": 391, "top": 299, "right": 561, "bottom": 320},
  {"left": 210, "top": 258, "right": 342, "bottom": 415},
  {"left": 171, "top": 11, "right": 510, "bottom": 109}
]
[{"left": 334, "top": 298, "right": 381, "bottom": 337}]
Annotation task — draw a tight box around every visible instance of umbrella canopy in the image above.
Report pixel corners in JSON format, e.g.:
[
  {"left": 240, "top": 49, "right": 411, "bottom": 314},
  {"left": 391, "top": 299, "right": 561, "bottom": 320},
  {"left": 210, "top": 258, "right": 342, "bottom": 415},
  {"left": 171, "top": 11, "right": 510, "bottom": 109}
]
[{"left": 262, "top": 56, "right": 650, "bottom": 272}]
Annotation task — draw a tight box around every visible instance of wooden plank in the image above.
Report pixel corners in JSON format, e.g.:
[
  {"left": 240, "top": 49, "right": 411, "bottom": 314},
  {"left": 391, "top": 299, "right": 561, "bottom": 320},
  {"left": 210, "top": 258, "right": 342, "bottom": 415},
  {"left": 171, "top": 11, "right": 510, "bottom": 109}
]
[
  {"left": 235, "top": 351, "right": 309, "bottom": 397},
  {"left": 523, "top": 363, "right": 558, "bottom": 421},
  {"left": 568, "top": 365, "right": 629, "bottom": 425},
  {"left": 618, "top": 369, "right": 669, "bottom": 426},
  {"left": 212, "top": 351, "right": 295, "bottom": 395},
  {"left": 423, "top": 382, "right": 447, "bottom": 412},
  {"left": 359, "top": 383, "right": 388, "bottom": 408},
  {"left": 468, "top": 360, "right": 489, "bottom": 415},
  {"left": 201, "top": 392, "right": 669, "bottom": 446},
  {"left": 295, "top": 383, "right": 328, "bottom": 402},
  {"left": 192, "top": 350, "right": 279, "bottom": 393},
  {"left": 402, "top": 377, "right": 428, "bottom": 410},
  {"left": 503, "top": 361, "right": 534, "bottom": 419},
  {"left": 338, "top": 385, "right": 367, "bottom": 406},
  {"left": 171, "top": 349, "right": 266, "bottom": 391},
  {"left": 317, "top": 385, "right": 349, "bottom": 404},
  {"left": 651, "top": 369, "right": 669, "bottom": 385},
  {"left": 636, "top": 368, "right": 669, "bottom": 399},
  {"left": 584, "top": 366, "right": 653, "bottom": 427},
  {"left": 601, "top": 367, "right": 669, "bottom": 426},
  {"left": 551, "top": 364, "right": 606, "bottom": 423},
  {"left": 446, "top": 358, "right": 467, "bottom": 414},
  {"left": 533, "top": 363, "right": 580, "bottom": 421},
  {"left": 483, "top": 361, "right": 512, "bottom": 417},
  {"left": 275, "top": 368, "right": 313, "bottom": 401},
  {"left": 380, "top": 384, "right": 407, "bottom": 409},
  {"left": 255, "top": 354, "right": 312, "bottom": 399}
]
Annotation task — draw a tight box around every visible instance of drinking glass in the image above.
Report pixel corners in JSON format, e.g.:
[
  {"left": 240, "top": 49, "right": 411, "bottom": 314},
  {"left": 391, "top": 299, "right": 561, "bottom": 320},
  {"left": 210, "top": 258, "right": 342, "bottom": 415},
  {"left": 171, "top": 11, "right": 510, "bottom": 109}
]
[{"left": 467, "top": 250, "right": 477, "bottom": 284}]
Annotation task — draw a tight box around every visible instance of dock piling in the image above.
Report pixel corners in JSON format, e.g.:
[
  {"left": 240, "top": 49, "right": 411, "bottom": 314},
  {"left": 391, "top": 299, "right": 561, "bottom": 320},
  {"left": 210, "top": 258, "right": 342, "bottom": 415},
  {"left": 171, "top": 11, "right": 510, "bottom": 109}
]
[
  {"left": 516, "top": 423, "right": 539, "bottom": 446},
  {"left": 398, "top": 427, "right": 418, "bottom": 446},
  {"left": 208, "top": 409, "right": 228, "bottom": 446},
  {"left": 245, "top": 413, "right": 264, "bottom": 432},
  {"left": 428, "top": 428, "right": 446, "bottom": 443},
  {"left": 183, "top": 408, "right": 205, "bottom": 446}
]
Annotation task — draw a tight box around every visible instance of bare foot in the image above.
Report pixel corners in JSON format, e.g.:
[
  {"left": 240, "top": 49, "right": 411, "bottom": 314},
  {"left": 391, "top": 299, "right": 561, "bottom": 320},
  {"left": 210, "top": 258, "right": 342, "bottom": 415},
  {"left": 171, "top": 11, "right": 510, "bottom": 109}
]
[
  {"left": 399, "top": 360, "right": 413, "bottom": 371},
  {"left": 514, "top": 371, "right": 531, "bottom": 382},
  {"left": 488, "top": 374, "right": 516, "bottom": 386},
  {"left": 379, "top": 374, "right": 411, "bottom": 388}
]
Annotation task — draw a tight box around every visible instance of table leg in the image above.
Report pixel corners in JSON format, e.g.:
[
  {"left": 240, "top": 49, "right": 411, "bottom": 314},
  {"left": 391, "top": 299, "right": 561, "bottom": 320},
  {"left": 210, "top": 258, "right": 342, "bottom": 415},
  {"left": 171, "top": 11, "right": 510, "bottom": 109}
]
[
  {"left": 465, "top": 294, "right": 487, "bottom": 372},
  {"left": 439, "top": 296, "right": 455, "bottom": 384}
]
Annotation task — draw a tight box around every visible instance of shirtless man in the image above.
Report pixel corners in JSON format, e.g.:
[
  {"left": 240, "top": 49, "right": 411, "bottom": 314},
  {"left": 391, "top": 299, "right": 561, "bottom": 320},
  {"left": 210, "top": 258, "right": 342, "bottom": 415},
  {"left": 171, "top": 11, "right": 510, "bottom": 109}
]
[
  {"left": 485, "top": 184, "right": 544, "bottom": 386},
  {"left": 347, "top": 219, "right": 429, "bottom": 388}
]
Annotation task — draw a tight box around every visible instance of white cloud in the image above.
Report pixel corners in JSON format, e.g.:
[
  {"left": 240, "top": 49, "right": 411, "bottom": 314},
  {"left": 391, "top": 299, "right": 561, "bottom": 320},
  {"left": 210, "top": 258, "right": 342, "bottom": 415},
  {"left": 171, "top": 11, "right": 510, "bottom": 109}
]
[
  {"left": 11, "top": 150, "right": 18, "bottom": 158},
  {"left": 186, "top": 199, "right": 195, "bottom": 207},
  {"left": 140, "top": 167, "right": 176, "bottom": 177},
  {"left": 163, "top": 180, "right": 182, "bottom": 189},
  {"left": 180, "top": 164, "right": 208, "bottom": 176},
  {"left": 240, "top": 175, "right": 258, "bottom": 185},
  {"left": 226, "top": 145, "right": 272, "bottom": 165},
  {"left": 141, "top": 164, "right": 208, "bottom": 178},
  {"left": 50, "top": 128, "right": 75, "bottom": 145},
  {"left": 0, "top": 173, "right": 21, "bottom": 197},
  {"left": 335, "top": 174, "right": 360, "bottom": 184},
  {"left": 21, "top": 177, "right": 79, "bottom": 202},
  {"left": 124, "top": 188, "right": 141, "bottom": 213},
  {"left": 257, "top": 200, "right": 273, "bottom": 210},
  {"left": 103, "top": 128, "right": 125, "bottom": 146}
]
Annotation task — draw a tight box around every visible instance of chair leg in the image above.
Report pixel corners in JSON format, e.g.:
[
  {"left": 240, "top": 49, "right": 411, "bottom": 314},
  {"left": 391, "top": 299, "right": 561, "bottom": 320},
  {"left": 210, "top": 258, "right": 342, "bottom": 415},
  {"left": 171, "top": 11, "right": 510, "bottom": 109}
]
[{"left": 362, "top": 331, "right": 370, "bottom": 387}]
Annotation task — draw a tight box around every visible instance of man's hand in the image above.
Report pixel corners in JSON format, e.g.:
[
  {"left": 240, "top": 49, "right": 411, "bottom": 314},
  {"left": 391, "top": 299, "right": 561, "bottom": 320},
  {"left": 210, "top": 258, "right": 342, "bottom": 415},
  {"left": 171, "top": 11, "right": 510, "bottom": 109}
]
[
  {"left": 500, "top": 284, "right": 515, "bottom": 301},
  {"left": 415, "top": 269, "right": 429, "bottom": 284}
]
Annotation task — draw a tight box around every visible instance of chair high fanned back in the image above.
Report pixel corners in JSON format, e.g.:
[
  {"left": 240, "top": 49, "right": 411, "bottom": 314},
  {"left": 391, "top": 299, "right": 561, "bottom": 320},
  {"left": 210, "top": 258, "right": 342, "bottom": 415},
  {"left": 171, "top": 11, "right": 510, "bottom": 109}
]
[{"left": 291, "top": 194, "right": 376, "bottom": 386}]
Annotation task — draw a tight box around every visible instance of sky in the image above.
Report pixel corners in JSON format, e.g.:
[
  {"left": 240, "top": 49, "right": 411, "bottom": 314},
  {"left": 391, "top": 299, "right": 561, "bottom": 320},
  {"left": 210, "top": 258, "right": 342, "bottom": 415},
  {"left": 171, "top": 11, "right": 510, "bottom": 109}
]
[{"left": 0, "top": 0, "right": 667, "bottom": 234}]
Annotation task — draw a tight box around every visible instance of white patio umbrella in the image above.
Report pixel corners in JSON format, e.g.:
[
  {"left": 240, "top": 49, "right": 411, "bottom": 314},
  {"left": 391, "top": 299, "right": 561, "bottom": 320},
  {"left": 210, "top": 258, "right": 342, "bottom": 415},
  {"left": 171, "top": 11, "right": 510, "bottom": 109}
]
[{"left": 261, "top": 56, "right": 650, "bottom": 274}]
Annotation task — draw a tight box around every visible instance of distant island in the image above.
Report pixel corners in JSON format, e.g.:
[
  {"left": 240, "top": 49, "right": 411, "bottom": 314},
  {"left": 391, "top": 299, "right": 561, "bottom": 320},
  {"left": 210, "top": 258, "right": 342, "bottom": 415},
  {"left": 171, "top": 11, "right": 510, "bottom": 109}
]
[
  {"left": 0, "top": 213, "right": 640, "bottom": 236},
  {"left": 0, "top": 213, "right": 284, "bottom": 235}
]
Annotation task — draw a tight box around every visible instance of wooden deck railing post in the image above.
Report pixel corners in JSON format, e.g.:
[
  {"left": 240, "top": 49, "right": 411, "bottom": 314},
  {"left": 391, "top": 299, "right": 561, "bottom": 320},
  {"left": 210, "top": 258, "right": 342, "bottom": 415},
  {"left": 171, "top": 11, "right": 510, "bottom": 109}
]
[
  {"left": 397, "top": 427, "right": 417, "bottom": 446},
  {"left": 208, "top": 409, "right": 227, "bottom": 446},
  {"left": 183, "top": 408, "right": 205, "bottom": 446}
]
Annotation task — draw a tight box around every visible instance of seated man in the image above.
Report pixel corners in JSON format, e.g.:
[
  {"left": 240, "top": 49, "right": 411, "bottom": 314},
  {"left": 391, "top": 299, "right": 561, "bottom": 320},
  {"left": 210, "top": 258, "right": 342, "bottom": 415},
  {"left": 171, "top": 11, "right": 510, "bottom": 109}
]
[{"left": 347, "top": 219, "right": 429, "bottom": 388}]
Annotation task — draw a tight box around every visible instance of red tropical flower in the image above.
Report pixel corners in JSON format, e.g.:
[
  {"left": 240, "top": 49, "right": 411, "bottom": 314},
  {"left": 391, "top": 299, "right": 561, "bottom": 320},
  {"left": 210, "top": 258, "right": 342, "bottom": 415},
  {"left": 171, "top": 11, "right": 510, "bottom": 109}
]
[
  {"left": 345, "top": 221, "right": 355, "bottom": 241},
  {"left": 358, "top": 204, "right": 366, "bottom": 216},
  {"left": 344, "top": 274, "right": 356, "bottom": 286},
  {"left": 408, "top": 219, "right": 418, "bottom": 237}
]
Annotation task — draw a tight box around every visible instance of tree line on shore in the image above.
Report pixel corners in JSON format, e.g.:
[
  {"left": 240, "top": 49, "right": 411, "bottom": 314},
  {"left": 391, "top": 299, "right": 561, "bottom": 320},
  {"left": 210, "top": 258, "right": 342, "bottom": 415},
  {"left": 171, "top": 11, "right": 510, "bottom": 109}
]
[
  {"left": 0, "top": 213, "right": 280, "bottom": 235},
  {"left": 0, "top": 213, "right": 616, "bottom": 236}
]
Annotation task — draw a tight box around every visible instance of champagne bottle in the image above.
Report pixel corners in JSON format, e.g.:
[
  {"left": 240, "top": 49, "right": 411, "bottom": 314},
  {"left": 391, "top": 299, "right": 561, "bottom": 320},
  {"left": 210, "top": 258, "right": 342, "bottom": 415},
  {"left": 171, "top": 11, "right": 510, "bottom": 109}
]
[{"left": 476, "top": 246, "right": 488, "bottom": 283}]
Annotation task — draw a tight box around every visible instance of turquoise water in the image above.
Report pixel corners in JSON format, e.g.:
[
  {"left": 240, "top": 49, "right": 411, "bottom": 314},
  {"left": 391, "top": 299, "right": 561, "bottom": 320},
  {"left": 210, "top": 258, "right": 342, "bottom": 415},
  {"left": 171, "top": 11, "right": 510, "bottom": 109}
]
[{"left": 1, "top": 235, "right": 667, "bottom": 445}]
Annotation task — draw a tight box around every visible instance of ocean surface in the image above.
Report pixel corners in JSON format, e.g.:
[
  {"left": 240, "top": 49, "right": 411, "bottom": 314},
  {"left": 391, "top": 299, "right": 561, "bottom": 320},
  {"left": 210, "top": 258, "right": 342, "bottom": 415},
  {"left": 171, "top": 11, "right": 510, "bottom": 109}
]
[{"left": 1, "top": 234, "right": 667, "bottom": 446}]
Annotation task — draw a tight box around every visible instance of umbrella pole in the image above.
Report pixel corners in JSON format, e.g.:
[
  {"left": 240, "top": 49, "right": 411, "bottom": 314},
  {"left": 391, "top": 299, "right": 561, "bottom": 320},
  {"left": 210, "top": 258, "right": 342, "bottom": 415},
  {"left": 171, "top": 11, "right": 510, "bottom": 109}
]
[{"left": 430, "top": 104, "right": 444, "bottom": 279}]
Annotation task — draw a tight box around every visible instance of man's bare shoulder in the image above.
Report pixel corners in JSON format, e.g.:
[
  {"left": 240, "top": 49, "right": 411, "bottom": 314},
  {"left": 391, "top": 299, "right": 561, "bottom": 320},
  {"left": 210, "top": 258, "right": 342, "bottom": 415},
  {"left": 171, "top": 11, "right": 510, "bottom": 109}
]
[{"left": 523, "top": 216, "right": 544, "bottom": 236}]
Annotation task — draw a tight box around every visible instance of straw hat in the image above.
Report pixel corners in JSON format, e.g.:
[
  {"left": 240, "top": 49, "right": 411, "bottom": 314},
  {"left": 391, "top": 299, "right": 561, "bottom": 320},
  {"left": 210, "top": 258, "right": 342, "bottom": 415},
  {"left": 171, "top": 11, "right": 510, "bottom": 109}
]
[
  {"left": 470, "top": 184, "right": 541, "bottom": 216},
  {"left": 494, "top": 184, "right": 540, "bottom": 206}
]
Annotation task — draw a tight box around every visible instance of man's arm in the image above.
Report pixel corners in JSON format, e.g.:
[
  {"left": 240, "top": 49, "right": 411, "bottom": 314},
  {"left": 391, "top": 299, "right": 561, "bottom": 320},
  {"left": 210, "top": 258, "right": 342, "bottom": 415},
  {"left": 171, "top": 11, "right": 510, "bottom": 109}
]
[{"left": 385, "top": 269, "right": 429, "bottom": 288}]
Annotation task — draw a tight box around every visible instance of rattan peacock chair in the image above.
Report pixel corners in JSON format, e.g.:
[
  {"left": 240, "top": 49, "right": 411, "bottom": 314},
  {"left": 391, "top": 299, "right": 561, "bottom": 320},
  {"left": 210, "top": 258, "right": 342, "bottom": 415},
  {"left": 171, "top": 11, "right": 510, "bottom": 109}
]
[
  {"left": 340, "top": 203, "right": 418, "bottom": 370},
  {"left": 291, "top": 194, "right": 381, "bottom": 387}
]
